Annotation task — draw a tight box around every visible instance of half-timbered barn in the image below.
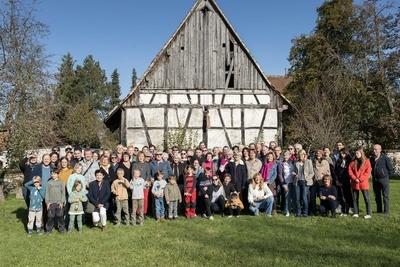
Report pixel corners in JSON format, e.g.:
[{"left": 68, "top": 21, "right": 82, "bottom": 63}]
[{"left": 104, "top": 0, "right": 290, "bottom": 148}]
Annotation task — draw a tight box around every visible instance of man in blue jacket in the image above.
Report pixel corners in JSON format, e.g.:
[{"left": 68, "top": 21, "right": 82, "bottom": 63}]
[{"left": 370, "top": 144, "right": 394, "bottom": 215}]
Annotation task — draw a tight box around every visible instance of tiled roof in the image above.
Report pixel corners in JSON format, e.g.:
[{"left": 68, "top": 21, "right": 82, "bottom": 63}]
[{"left": 266, "top": 75, "right": 293, "bottom": 93}]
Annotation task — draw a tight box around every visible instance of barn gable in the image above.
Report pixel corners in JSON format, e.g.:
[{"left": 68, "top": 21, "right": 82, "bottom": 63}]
[{"left": 105, "top": 0, "right": 290, "bottom": 148}]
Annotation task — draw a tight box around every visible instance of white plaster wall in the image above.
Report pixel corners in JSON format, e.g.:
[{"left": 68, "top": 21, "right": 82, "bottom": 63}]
[
  {"left": 142, "top": 108, "right": 164, "bottom": 127},
  {"left": 167, "top": 108, "right": 190, "bottom": 127},
  {"left": 126, "top": 108, "right": 142, "bottom": 128},
  {"left": 170, "top": 94, "right": 190, "bottom": 104}
]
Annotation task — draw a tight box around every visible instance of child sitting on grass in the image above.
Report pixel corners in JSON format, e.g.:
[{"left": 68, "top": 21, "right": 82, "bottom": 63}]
[
  {"left": 130, "top": 169, "right": 148, "bottom": 226},
  {"left": 152, "top": 170, "right": 167, "bottom": 222},
  {"left": 111, "top": 168, "right": 131, "bottom": 226},
  {"left": 164, "top": 175, "right": 182, "bottom": 221},
  {"left": 45, "top": 168, "right": 66, "bottom": 234},
  {"left": 25, "top": 176, "right": 45, "bottom": 237},
  {"left": 225, "top": 192, "right": 244, "bottom": 218},
  {"left": 68, "top": 180, "right": 87, "bottom": 233}
]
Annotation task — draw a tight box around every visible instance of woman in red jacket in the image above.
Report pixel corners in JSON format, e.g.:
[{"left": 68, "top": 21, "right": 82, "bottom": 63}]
[{"left": 348, "top": 147, "right": 372, "bottom": 219}]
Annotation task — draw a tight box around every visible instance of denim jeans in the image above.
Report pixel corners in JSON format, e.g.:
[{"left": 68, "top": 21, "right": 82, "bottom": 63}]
[
  {"left": 294, "top": 180, "right": 309, "bottom": 216},
  {"left": 284, "top": 183, "right": 295, "bottom": 214},
  {"left": 154, "top": 197, "right": 165, "bottom": 218},
  {"left": 249, "top": 196, "right": 274, "bottom": 215}
]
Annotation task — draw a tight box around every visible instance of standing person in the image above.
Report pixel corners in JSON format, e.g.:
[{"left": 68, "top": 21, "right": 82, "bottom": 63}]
[
  {"left": 132, "top": 152, "right": 152, "bottom": 217},
  {"left": 67, "top": 180, "right": 87, "bottom": 233},
  {"left": 348, "top": 147, "right": 372, "bottom": 219},
  {"left": 248, "top": 173, "right": 274, "bottom": 216},
  {"left": 20, "top": 153, "right": 38, "bottom": 208},
  {"left": 293, "top": 149, "right": 314, "bottom": 217},
  {"left": 260, "top": 152, "right": 278, "bottom": 215},
  {"left": 278, "top": 150, "right": 295, "bottom": 216},
  {"left": 183, "top": 165, "right": 197, "bottom": 219},
  {"left": 310, "top": 150, "right": 330, "bottom": 216},
  {"left": 370, "top": 144, "right": 393, "bottom": 215},
  {"left": 111, "top": 168, "right": 130, "bottom": 226},
  {"left": 81, "top": 149, "right": 100, "bottom": 187},
  {"left": 88, "top": 169, "right": 111, "bottom": 232},
  {"left": 150, "top": 150, "right": 173, "bottom": 180},
  {"left": 45, "top": 168, "right": 65, "bottom": 234},
  {"left": 318, "top": 175, "right": 338, "bottom": 218},
  {"left": 24, "top": 176, "right": 45, "bottom": 237},
  {"left": 152, "top": 170, "right": 167, "bottom": 222},
  {"left": 164, "top": 175, "right": 182, "bottom": 221},
  {"left": 197, "top": 168, "right": 214, "bottom": 220},
  {"left": 225, "top": 152, "right": 248, "bottom": 199},
  {"left": 130, "top": 169, "right": 148, "bottom": 226},
  {"left": 335, "top": 148, "right": 353, "bottom": 216}
]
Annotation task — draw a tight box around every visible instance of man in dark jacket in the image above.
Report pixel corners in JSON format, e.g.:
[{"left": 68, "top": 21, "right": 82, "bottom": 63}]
[{"left": 370, "top": 144, "right": 394, "bottom": 215}]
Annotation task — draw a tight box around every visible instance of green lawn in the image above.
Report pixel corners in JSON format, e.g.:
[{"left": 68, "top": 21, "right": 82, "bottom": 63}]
[{"left": 1, "top": 181, "right": 400, "bottom": 267}]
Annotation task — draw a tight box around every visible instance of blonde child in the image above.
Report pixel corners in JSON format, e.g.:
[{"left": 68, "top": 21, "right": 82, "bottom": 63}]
[
  {"left": 24, "top": 176, "right": 45, "bottom": 237},
  {"left": 111, "top": 168, "right": 130, "bottom": 226},
  {"left": 164, "top": 175, "right": 182, "bottom": 221},
  {"left": 225, "top": 192, "right": 244, "bottom": 218},
  {"left": 152, "top": 170, "right": 167, "bottom": 221},
  {"left": 130, "top": 169, "right": 148, "bottom": 226},
  {"left": 68, "top": 180, "right": 87, "bottom": 233}
]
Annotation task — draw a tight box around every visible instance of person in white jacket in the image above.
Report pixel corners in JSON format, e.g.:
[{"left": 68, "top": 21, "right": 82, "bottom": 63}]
[{"left": 248, "top": 173, "right": 274, "bottom": 216}]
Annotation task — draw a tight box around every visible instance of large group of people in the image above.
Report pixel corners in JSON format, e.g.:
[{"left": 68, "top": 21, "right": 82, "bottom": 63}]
[{"left": 19, "top": 141, "right": 394, "bottom": 236}]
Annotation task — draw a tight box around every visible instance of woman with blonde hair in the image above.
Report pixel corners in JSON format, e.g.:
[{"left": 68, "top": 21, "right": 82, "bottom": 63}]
[
  {"left": 247, "top": 173, "right": 274, "bottom": 216},
  {"left": 293, "top": 149, "right": 314, "bottom": 217},
  {"left": 348, "top": 147, "right": 372, "bottom": 219}
]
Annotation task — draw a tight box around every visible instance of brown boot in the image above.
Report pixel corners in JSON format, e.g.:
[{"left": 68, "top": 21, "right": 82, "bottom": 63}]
[
  {"left": 102, "top": 226, "right": 106, "bottom": 232},
  {"left": 272, "top": 210, "right": 278, "bottom": 216}
]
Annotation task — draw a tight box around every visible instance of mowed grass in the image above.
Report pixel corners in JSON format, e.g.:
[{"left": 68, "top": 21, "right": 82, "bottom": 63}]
[{"left": 1, "top": 180, "right": 400, "bottom": 267}]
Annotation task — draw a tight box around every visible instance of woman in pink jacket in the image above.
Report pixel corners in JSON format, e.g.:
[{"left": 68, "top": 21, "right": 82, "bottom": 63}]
[{"left": 348, "top": 147, "right": 372, "bottom": 219}]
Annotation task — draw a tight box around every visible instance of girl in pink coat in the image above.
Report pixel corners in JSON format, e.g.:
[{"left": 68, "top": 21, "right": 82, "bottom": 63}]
[{"left": 348, "top": 147, "right": 372, "bottom": 219}]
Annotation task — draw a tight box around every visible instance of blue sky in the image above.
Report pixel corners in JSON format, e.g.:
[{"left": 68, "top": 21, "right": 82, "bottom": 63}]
[{"left": 36, "top": 0, "right": 325, "bottom": 97}]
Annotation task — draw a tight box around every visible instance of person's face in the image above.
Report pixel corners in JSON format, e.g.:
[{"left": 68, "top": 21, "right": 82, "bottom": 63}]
[
  {"left": 123, "top": 154, "right": 130, "bottom": 162},
  {"left": 74, "top": 150, "right": 82, "bottom": 159},
  {"left": 336, "top": 143, "right": 344, "bottom": 151},
  {"left": 224, "top": 176, "right": 231, "bottom": 184},
  {"left": 75, "top": 166, "right": 83, "bottom": 174},
  {"left": 195, "top": 150, "right": 202, "bottom": 157},
  {"left": 137, "top": 154, "right": 144, "bottom": 162},
  {"left": 75, "top": 183, "right": 82, "bottom": 192},
  {"left": 50, "top": 154, "right": 58, "bottom": 163},
  {"left": 61, "top": 159, "right": 68, "bottom": 168},
  {"left": 155, "top": 152, "right": 163, "bottom": 161},
  {"left": 267, "top": 154, "right": 274, "bottom": 162},
  {"left": 84, "top": 151, "right": 92, "bottom": 161},
  {"left": 355, "top": 151, "right": 362, "bottom": 159},
  {"left": 373, "top": 145, "right": 381, "bottom": 156},
  {"left": 42, "top": 155, "right": 51, "bottom": 166},
  {"left": 95, "top": 172, "right": 104, "bottom": 182}
]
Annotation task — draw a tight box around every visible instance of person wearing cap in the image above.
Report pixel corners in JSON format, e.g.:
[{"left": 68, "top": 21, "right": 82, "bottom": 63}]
[
  {"left": 150, "top": 150, "right": 173, "bottom": 180},
  {"left": 19, "top": 152, "right": 39, "bottom": 208},
  {"left": 310, "top": 149, "right": 330, "bottom": 216}
]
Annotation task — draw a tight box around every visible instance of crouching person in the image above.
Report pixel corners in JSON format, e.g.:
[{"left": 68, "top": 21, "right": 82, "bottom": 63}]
[
  {"left": 318, "top": 175, "right": 338, "bottom": 218},
  {"left": 88, "top": 169, "right": 111, "bottom": 232},
  {"left": 248, "top": 173, "right": 274, "bottom": 216},
  {"left": 45, "top": 168, "right": 66, "bottom": 234}
]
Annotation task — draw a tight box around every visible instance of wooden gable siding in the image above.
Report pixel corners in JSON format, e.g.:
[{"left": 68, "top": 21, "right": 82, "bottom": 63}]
[{"left": 134, "top": 5, "right": 269, "bottom": 93}]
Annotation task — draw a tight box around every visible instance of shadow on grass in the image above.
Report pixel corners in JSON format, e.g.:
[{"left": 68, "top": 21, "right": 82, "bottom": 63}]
[{"left": 11, "top": 207, "right": 28, "bottom": 231}]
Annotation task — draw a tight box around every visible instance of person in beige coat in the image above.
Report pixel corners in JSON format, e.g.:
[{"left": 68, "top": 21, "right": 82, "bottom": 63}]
[{"left": 293, "top": 149, "right": 314, "bottom": 217}]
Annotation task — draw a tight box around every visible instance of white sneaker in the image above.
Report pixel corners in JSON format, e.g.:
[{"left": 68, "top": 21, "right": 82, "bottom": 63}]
[
  {"left": 209, "top": 216, "right": 214, "bottom": 221},
  {"left": 364, "top": 215, "right": 372, "bottom": 219},
  {"left": 353, "top": 214, "right": 359, "bottom": 218}
]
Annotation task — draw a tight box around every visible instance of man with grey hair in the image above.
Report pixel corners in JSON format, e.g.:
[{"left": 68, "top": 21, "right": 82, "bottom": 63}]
[{"left": 370, "top": 144, "right": 393, "bottom": 215}]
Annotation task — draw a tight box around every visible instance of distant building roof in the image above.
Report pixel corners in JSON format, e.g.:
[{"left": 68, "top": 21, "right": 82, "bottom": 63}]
[{"left": 266, "top": 75, "right": 293, "bottom": 93}]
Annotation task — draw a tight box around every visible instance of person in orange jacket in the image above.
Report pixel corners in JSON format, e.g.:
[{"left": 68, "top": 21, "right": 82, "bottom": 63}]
[{"left": 348, "top": 147, "right": 372, "bottom": 219}]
